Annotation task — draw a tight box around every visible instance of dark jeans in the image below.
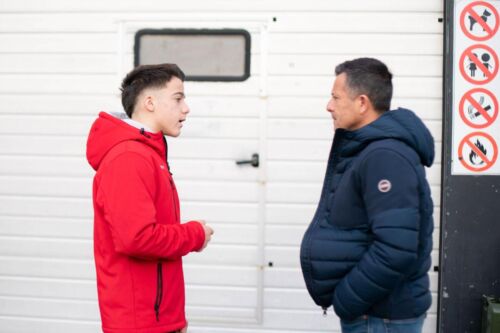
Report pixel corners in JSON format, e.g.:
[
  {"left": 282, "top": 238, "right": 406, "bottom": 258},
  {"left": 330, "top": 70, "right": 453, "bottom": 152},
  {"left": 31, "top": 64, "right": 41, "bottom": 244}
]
[{"left": 340, "top": 314, "right": 426, "bottom": 333}]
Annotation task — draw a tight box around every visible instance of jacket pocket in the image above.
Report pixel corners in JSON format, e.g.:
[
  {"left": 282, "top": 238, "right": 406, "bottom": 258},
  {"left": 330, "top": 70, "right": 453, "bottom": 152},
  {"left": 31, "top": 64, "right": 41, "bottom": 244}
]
[{"left": 154, "top": 262, "right": 164, "bottom": 321}]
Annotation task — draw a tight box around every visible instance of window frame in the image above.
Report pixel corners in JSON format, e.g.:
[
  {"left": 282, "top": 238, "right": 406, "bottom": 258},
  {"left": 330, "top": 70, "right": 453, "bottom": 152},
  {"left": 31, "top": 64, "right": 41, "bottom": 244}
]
[{"left": 134, "top": 28, "right": 251, "bottom": 82}]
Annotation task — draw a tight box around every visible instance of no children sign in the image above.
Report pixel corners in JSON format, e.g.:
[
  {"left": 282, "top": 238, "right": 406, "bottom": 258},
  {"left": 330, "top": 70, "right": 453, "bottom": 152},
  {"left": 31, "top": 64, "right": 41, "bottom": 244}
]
[{"left": 453, "top": 0, "right": 500, "bottom": 175}]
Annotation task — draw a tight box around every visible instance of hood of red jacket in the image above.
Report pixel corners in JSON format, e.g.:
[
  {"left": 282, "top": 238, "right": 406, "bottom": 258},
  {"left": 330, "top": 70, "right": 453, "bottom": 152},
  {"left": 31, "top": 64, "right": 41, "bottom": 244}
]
[{"left": 86, "top": 112, "right": 166, "bottom": 171}]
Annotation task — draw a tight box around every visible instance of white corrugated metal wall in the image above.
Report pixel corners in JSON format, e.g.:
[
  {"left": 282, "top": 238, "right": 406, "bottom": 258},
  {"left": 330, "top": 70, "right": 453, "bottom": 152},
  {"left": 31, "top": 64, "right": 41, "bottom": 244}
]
[{"left": 0, "top": 1, "right": 443, "bottom": 332}]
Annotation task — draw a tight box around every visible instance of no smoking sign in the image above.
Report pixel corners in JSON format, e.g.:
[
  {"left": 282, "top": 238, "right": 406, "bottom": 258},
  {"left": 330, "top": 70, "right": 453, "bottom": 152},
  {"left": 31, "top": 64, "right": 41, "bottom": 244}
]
[{"left": 459, "top": 88, "right": 498, "bottom": 128}]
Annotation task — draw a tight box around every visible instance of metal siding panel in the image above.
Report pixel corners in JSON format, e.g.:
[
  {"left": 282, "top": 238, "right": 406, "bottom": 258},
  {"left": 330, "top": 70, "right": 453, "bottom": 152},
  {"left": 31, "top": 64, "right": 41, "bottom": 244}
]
[
  {"left": 269, "top": 54, "right": 443, "bottom": 77},
  {"left": 268, "top": 97, "right": 443, "bottom": 120},
  {"left": 269, "top": 33, "right": 443, "bottom": 55},
  {"left": 0, "top": 54, "right": 261, "bottom": 76},
  {"left": 0, "top": 318, "right": 100, "bottom": 333},
  {"left": 0, "top": 0, "right": 443, "bottom": 13},
  {"left": 0, "top": 12, "right": 443, "bottom": 34}
]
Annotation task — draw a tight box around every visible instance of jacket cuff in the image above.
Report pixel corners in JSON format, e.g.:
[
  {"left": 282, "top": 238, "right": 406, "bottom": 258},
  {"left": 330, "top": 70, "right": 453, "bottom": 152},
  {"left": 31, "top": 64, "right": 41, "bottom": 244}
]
[
  {"left": 186, "top": 221, "right": 206, "bottom": 251},
  {"left": 333, "top": 291, "right": 357, "bottom": 320}
]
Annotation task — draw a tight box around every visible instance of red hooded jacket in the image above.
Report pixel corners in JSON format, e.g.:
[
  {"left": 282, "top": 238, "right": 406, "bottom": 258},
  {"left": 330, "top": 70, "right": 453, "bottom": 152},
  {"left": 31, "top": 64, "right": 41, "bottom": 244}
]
[{"left": 86, "top": 112, "right": 205, "bottom": 333}]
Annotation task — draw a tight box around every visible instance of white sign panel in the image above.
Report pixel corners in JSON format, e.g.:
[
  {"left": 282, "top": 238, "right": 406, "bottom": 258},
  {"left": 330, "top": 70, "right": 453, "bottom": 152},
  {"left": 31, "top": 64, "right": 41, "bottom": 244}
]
[{"left": 453, "top": 0, "right": 500, "bottom": 175}]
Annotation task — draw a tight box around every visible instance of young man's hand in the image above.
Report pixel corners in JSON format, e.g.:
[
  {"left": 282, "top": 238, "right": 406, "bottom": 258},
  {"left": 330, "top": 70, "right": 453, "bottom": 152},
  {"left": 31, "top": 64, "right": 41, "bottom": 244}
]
[{"left": 197, "top": 220, "right": 213, "bottom": 251}]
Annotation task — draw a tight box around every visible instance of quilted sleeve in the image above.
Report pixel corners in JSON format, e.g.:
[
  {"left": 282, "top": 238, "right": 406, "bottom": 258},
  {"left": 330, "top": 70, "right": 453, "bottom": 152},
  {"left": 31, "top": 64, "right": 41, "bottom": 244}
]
[
  {"left": 332, "top": 149, "right": 420, "bottom": 320},
  {"left": 96, "top": 152, "right": 205, "bottom": 260}
]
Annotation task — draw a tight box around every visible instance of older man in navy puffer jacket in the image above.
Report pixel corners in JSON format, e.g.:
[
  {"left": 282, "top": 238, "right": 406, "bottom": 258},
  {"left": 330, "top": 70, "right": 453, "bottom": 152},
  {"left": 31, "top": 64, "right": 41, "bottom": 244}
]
[{"left": 300, "top": 58, "right": 434, "bottom": 333}]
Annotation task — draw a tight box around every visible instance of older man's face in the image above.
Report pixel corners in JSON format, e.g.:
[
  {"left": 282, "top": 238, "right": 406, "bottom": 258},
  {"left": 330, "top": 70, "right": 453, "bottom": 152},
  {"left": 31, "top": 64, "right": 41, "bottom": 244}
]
[{"left": 326, "top": 73, "right": 363, "bottom": 131}]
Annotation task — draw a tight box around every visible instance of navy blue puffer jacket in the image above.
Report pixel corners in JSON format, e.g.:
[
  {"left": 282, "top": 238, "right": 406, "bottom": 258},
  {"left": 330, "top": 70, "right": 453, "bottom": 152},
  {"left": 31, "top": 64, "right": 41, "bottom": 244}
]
[{"left": 300, "top": 108, "right": 434, "bottom": 320}]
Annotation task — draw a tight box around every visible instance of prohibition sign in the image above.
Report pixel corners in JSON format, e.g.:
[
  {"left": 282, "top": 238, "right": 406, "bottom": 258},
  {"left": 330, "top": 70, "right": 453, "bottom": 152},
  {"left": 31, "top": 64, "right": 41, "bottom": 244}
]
[
  {"left": 459, "top": 88, "right": 499, "bottom": 128},
  {"left": 460, "top": 1, "right": 499, "bottom": 41},
  {"left": 459, "top": 44, "right": 499, "bottom": 84},
  {"left": 458, "top": 132, "right": 498, "bottom": 172}
]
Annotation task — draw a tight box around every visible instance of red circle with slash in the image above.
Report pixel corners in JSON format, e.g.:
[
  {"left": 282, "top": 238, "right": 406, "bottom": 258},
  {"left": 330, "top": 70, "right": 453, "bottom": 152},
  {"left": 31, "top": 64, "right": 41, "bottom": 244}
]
[
  {"left": 458, "top": 132, "right": 498, "bottom": 171},
  {"left": 459, "top": 88, "right": 499, "bottom": 128},
  {"left": 459, "top": 44, "right": 498, "bottom": 84},
  {"left": 460, "top": 1, "right": 499, "bottom": 41}
]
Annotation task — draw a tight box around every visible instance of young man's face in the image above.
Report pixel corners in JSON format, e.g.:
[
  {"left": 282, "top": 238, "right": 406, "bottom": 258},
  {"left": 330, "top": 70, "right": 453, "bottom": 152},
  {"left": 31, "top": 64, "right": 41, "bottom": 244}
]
[
  {"left": 151, "top": 77, "right": 190, "bottom": 137},
  {"left": 326, "top": 73, "right": 363, "bottom": 131}
]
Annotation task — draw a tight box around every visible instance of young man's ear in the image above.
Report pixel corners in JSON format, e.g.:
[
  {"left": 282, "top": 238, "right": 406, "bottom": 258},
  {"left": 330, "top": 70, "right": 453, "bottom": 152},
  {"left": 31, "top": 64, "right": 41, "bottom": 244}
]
[{"left": 144, "top": 94, "right": 155, "bottom": 112}]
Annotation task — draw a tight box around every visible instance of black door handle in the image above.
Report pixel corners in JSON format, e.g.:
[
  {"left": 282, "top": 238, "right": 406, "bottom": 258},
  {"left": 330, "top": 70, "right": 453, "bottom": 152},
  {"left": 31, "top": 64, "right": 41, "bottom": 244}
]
[{"left": 235, "top": 153, "right": 259, "bottom": 167}]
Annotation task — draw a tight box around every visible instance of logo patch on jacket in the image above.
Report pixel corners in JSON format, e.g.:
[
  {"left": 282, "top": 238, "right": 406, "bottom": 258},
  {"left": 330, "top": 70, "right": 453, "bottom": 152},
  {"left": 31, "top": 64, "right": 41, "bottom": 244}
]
[{"left": 378, "top": 179, "right": 392, "bottom": 193}]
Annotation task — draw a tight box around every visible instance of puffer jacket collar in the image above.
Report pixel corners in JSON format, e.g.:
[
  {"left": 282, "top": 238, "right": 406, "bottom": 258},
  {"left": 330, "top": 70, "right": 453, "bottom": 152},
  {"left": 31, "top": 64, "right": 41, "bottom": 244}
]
[{"left": 336, "top": 107, "right": 435, "bottom": 167}]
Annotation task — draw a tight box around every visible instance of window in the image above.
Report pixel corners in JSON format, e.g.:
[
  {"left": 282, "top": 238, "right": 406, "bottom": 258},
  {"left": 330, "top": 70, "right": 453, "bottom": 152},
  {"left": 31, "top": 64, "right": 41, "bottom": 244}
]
[{"left": 134, "top": 29, "right": 251, "bottom": 81}]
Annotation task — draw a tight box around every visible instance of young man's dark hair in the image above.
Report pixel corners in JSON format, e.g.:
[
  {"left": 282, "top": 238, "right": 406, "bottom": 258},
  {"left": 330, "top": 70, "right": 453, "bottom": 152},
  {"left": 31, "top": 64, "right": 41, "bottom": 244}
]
[
  {"left": 120, "top": 63, "right": 186, "bottom": 118},
  {"left": 335, "top": 57, "right": 393, "bottom": 112}
]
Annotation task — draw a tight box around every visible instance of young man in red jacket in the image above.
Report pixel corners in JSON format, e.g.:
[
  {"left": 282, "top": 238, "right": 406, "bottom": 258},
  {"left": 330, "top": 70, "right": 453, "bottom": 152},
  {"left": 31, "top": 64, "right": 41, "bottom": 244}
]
[{"left": 87, "top": 64, "right": 213, "bottom": 333}]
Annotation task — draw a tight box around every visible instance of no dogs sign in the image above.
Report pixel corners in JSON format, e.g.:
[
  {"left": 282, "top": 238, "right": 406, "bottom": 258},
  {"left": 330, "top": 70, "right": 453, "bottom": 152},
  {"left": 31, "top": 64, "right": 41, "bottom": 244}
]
[
  {"left": 460, "top": 1, "right": 499, "bottom": 41},
  {"left": 453, "top": 0, "right": 500, "bottom": 175}
]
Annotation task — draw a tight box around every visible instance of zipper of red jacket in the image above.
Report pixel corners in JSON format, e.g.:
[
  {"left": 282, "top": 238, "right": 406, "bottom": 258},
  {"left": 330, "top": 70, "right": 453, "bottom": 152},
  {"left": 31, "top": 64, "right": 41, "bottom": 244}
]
[
  {"left": 154, "top": 135, "right": 172, "bottom": 322},
  {"left": 163, "top": 136, "right": 179, "bottom": 222},
  {"left": 153, "top": 135, "right": 182, "bottom": 322},
  {"left": 137, "top": 129, "right": 170, "bottom": 322}
]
